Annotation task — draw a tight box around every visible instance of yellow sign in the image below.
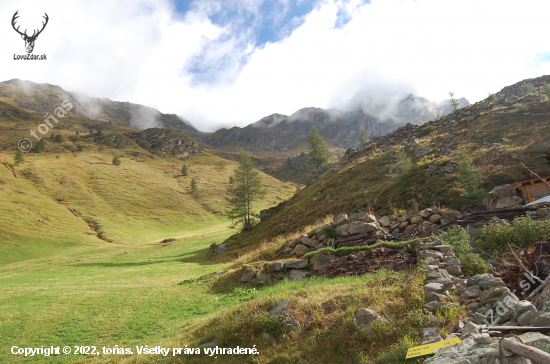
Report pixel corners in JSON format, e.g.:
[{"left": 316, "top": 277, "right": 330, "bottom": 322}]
[{"left": 405, "top": 337, "right": 462, "bottom": 360}]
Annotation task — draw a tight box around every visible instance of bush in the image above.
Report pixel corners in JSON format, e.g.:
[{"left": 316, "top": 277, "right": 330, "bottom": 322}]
[
  {"left": 54, "top": 134, "right": 63, "bottom": 142},
  {"left": 486, "top": 93, "right": 498, "bottom": 103},
  {"left": 443, "top": 225, "right": 489, "bottom": 276},
  {"left": 476, "top": 216, "right": 550, "bottom": 253},
  {"left": 324, "top": 226, "right": 340, "bottom": 239}
]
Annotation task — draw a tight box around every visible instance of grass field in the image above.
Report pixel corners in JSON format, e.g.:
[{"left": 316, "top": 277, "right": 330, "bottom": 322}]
[
  {"left": 0, "top": 220, "right": 240, "bottom": 364},
  {"left": 0, "top": 136, "right": 295, "bottom": 363}
]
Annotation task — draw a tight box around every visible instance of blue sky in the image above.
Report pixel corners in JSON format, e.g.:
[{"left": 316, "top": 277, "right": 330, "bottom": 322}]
[{"left": 1, "top": 0, "right": 550, "bottom": 131}]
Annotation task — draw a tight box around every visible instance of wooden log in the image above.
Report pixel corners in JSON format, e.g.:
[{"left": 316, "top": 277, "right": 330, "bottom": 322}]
[
  {"left": 501, "top": 337, "right": 550, "bottom": 364},
  {"left": 489, "top": 326, "right": 550, "bottom": 332}
]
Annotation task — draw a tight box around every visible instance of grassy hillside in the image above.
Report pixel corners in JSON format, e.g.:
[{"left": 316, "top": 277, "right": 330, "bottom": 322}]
[
  {"left": 219, "top": 75, "right": 550, "bottom": 258},
  {"left": 0, "top": 86, "right": 296, "bottom": 363}
]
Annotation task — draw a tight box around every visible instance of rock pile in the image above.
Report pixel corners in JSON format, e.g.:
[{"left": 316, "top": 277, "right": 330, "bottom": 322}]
[
  {"left": 283, "top": 212, "right": 388, "bottom": 257},
  {"left": 240, "top": 258, "right": 314, "bottom": 284},
  {"left": 379, "top": 208, "right": 461, "bottom": 236},
  {"left": 457, "top": 273, "right": 547, "bottom": 327},
  {"left": 417, "top": 238, "right": 464, "bottom": 313}
]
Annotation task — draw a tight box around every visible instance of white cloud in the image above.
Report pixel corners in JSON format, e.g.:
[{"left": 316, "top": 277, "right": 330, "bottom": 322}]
[{"left": 1, "top": 0, "right": 549, "bottom": 132}]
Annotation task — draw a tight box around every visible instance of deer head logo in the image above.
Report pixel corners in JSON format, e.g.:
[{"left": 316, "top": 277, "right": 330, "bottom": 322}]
[{"left": 12, "top": 11, "right": 49, "bottom": 54}]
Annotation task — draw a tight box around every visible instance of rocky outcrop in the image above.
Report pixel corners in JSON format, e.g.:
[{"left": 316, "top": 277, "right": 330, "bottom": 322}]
[
  {"left": 425, "top": 332, "right": 550, "bottom": 364},
  {"left": 483, "top": 185, "right": 524, "bottom": 210}
]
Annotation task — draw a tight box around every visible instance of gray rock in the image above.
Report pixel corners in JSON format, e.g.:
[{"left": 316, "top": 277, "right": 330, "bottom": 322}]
[
  {"left": 442, "top": 211, "right": 462, "bottom": 219},
  {"left": 269, "top": 299, "right": 290, "bottom": 317},
  {"left": 378, "top": 216, "right": 391, "bottom": 227},
  {"left": 466, "top": 302, "right": 481, "bottom": 311},
  {"left": 427, "top": 269, "right": 452, "bottom": 280},
  {"left": 293, "top": 244, "right": 311, "bottom": 257},
  {"left": 429, "top": 278, "right": 454, "bottom": 290},
  {"left": 240, "top": 271, "right": 256, "bottom": 283},
  {"left": 473, "top": 333, "right": 492, "bottom": 345},
  {"left": 288, "top": 270, "right": 308, "bottom": 281},
  {"left": 425, "top": 283, "right": 444, "bottom": 294},
  {"left": 478, "top": 277, "right": 506, "bottom": 290},
  {"left": 426, "top": 292, "right": 448, "bottom": 303},
  {"left": 517, "top": 310, "right": 536, "bottom": 326},
  {"left": 354, "top": 309, "right": 387, "bottom": 336},
  {"left": 307, "top": 224, "right": 329, "bottom": 238},
  {"left": 467, "top": 274, "right": 492, "bottom": 287},
  {"left": 535, "top": 312, "right": 550, "bottom": 326},
  {"left": 266, "top": 261, "right": 284, "bottom": 272},
  {"left": 310, "top": 253, "right": 336, "bottom": 270},
  {"left": 429, "top": 214, "right": 442, "bottom": 223},
  {"left": 514, "top": 300, "right": 536, "bottom": 320},
  {"left": 410, "top": 215, "right": 423, "bottom": 224},
  {"left": 445, "top": 265, "right": 462, "bottom": 276},
  {"left": 336, "top": 221, "right": 378, "bottom": 235},
  {"left": 299, "top": 235, "right": 318, "bottom": 248},
  {"left": 214, "top": 245, "right": 227, "bottom": 254},
  {"left": 255, "top": 271, "right": 268, "bottom": 285},
  {"left": 422, "top": 328, "right": 443, "bottom": 345},
  {"left": 440, "top": 164, "right": 455, "bottom": 174},
  {"left": 278, "top": 314, "right": 301, "bottom": 333},
  {"left": 495, "top": 196, "right": 523, "bottom": 209},
  {"left": 422, "top": 250, "right": 445, "bottom": 261},
  {"left": 461, "top": 322, "right": 480, "bottom": 335},
  {"left": 433, "top": 245, "right": 453, "bottom": 253},
  {"left": 479, "top": 287, "right": 510, "bottom": 305},
  {"left": 461, "top": 288, "right": 482, "bottom": 300},
  {"left": 284, "top": 259, "right": 309, "bottom": 269},
  {"left": 332, "top": 214, "right": 349, "bottom": 227},
  {"left": 424, "top": 301, "right": 444, "bottom": 312}
]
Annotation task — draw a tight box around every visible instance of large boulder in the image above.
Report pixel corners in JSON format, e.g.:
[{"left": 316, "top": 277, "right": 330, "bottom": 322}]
[
  {"left": 310, "top": 252, "right": 337, "bottom": 269},
  {"left": 298, "top": 235, "right": 318, "bottom": 248},
  {"left": 332, "top": 214, "right": 349, "bottom": 227},
  {"left": 495, "top": 196, "right": 524, "bottom": 209},
  {"left": 483, "top": 184, "right": 524, "bottom": 210},
  {"left": 293, "top": 244, "right": 311, "bottom": 257},
  {"left": 285, "top": 259, "right": 309, "bottom": 269},
  {"left": 335, "top": 221, "right": 378, "bottom": 235}
]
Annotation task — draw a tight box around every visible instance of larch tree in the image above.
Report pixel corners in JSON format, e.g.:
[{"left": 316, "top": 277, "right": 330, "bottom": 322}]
[
  {"left": 225, "top": 150, "right": 266, "bottom": 232},
  {"left": 305, "top": 126, "right": 330, "bottom": 177}
]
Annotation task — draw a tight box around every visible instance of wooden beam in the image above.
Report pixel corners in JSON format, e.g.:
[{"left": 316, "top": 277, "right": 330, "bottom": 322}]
[{"left": 500, "top": 337, "right": 550, "bottom": 364}]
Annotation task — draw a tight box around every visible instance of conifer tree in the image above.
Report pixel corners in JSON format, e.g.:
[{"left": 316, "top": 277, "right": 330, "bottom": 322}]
[
  {"left": 35, "top": 139, "right": 45, "bottom": 153},
  {"left": 191, "top": 177, "right": 197, "bottom": 192},
  {"left": 305, "top": 126, "right": 330, "bottom": 177},
  {"left": 14, "top": 149, "right": 24, "bottom": 166},
  {"left": 449, "top": 91, "right": 461, "bottom": 114},
  {"left": 225, "top": 150, "right": 266, "bottom": 232},
  {"left": 182, "top": 164, "right": 188, "bottom": 176},
  {"left": 359, "top": 129, "right": 369, "bottom": 147},
  {"left": 112, "top": 154, "right": 121, "bottom": 166}
]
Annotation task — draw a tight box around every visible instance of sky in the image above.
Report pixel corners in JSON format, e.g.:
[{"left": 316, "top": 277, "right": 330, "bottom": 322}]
[{"left": 1, "top": 0, "right": 550, "bottom": 132}]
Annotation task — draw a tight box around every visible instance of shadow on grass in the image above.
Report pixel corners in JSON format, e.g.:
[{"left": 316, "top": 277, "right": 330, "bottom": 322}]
[{"left": 69, "top": 247, "right": 218, "bottom": 267}]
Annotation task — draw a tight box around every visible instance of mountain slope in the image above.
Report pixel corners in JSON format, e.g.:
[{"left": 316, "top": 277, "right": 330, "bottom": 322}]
[
  {"left": 0, "top": 79, "right": 201, "bottom": 137},
  {"left": 219, "top": 75, "right": 550, "bottom": 257},
  {"left": 200, "top": 96, "right": 470, "bottom": 152}
]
